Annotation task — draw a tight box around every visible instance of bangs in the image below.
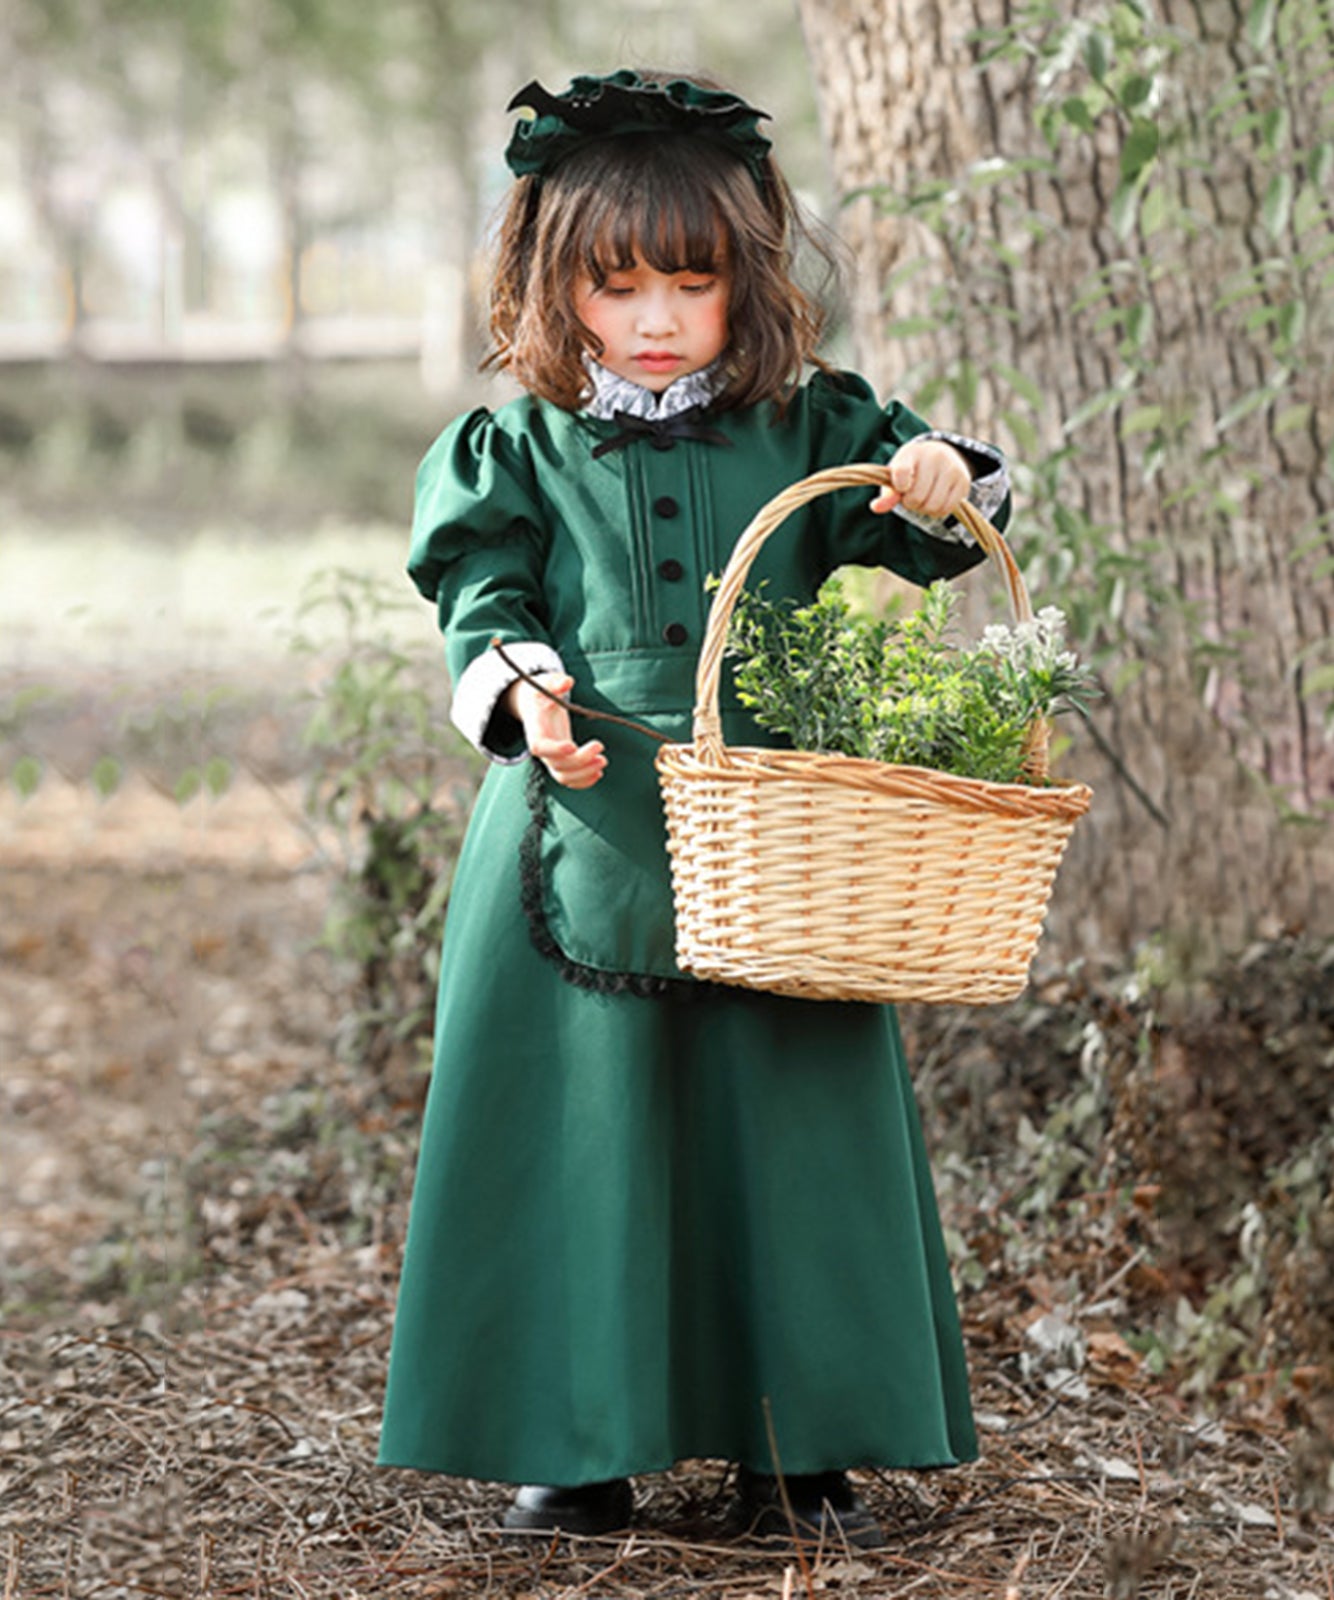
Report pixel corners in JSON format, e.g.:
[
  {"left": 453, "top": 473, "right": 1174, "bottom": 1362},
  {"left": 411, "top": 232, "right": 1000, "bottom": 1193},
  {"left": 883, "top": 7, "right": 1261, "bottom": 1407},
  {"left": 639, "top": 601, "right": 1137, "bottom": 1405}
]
[
  {"left": 557, "top": 136, "right": 737, "bottom": 281},
  {"left": 586, "top": 204, "right": 724, "bottom": 279}
]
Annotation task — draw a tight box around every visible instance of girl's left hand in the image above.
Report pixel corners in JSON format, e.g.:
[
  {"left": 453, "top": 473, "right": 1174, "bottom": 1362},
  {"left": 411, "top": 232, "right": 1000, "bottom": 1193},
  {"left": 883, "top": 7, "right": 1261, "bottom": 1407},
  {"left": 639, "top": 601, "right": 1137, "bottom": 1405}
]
[{"left": 869, "top": 439, "right": 970, "bottom": 520}]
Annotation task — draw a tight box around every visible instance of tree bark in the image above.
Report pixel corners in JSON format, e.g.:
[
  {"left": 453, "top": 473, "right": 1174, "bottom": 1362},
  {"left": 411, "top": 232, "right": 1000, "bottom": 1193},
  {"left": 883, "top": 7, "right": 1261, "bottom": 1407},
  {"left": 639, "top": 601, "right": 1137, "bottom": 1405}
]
[{"left": 797, "top": 0, "right": 1334, "bottom": 963}]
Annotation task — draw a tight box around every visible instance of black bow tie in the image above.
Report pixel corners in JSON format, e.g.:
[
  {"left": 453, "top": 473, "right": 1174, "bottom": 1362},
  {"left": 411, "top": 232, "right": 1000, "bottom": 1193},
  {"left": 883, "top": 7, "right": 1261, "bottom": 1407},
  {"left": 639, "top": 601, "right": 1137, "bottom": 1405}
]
[{"left": 591, "top": 405, "right": 734, "bottom": 459}]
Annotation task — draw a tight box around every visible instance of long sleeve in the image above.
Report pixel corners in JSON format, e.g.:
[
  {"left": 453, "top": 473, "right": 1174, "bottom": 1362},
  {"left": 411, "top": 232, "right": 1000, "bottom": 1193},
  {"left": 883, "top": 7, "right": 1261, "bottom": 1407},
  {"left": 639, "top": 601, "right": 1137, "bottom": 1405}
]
[
  {"left": 409, "top": 409, "right": 562, "bottom": 761},
  {"left": 805, "top": 371, "right": 1011, "bottom": 587}
]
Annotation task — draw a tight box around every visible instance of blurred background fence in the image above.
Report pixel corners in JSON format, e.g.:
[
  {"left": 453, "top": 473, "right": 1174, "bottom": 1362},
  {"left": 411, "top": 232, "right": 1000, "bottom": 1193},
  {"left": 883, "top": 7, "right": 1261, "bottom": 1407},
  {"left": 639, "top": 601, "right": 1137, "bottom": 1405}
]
[{"left": 0, "top": 0, "right": 825, "bottom": 528}]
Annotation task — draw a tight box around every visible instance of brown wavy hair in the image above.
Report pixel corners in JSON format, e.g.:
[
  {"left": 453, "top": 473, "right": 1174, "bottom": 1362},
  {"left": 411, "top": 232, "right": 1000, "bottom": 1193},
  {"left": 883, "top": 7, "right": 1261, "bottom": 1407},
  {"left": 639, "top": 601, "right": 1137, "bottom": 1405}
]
[{"left": 484, "top": 97, "right": 836, "bottom": 412}]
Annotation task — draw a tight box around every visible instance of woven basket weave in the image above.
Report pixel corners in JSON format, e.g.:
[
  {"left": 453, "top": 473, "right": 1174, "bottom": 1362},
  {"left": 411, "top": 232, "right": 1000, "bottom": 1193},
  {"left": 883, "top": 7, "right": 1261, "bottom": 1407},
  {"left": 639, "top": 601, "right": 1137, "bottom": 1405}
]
[{"left": 655, "top": 463, "right": 1093, "bottom": 1005}]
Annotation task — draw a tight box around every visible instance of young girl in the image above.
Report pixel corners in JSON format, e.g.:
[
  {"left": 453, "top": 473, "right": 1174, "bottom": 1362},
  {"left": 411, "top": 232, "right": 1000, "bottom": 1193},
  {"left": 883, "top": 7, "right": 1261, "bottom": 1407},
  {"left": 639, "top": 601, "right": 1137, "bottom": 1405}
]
[{"left": 378, "top": 68, "right": 1010, "bottom": 1546}]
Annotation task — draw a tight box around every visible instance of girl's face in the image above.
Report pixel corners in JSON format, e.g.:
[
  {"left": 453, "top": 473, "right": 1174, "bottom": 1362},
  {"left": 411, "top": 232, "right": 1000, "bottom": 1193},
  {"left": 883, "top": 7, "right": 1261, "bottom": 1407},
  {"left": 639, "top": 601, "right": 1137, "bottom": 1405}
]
[{"left": 573, "top": 257, "right": 731, "bottom": 393}]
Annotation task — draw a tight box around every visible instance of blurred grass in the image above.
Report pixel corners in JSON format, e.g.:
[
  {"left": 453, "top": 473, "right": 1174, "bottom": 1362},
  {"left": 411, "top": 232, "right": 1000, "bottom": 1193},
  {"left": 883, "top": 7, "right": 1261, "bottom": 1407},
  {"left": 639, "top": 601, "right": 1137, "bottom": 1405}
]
[
  {"left": 0, "top": 358, "right": 465, "bottom": 530},
  {"left": 0, "top": 519, "right": 414, "bottom": 673},
  {"left": 0, "top": 518, "right": 439, "bottom": 813},
  {"left": 0, "top": 362, "right": 453, "bottom": 804}
]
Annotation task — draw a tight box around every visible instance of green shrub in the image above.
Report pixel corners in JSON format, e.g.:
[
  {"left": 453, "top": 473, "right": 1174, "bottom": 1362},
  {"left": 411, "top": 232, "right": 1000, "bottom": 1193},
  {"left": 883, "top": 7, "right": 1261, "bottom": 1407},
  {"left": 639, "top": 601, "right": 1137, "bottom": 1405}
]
[
  {"left": 295, "top": 569, "right": 482, "bottom": 1077},
  {"left": 726, "top": 578, "right": 1096, "bottom": 781}
]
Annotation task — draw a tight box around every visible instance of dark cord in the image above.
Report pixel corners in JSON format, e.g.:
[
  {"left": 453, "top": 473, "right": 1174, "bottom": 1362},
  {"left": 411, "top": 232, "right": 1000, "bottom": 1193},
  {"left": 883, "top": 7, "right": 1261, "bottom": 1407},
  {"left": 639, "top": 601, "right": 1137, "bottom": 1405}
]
[{"left": 491, "top": 637, "right": 674, "bottom": 745}]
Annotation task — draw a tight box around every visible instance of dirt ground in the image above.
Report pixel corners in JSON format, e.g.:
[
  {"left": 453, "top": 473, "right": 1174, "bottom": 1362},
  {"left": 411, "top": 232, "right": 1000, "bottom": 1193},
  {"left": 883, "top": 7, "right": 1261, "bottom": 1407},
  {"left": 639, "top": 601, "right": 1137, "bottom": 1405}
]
[{"left": 2, "top": 676, "right": 1332, "bottom": 1599}]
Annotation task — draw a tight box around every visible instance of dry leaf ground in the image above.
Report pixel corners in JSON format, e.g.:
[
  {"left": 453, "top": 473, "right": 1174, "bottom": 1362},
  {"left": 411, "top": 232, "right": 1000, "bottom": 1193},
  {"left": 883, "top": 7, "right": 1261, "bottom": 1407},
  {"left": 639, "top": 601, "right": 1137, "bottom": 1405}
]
[{"left": 2, "top": 673, "right": 1331, "bottom": 1600}]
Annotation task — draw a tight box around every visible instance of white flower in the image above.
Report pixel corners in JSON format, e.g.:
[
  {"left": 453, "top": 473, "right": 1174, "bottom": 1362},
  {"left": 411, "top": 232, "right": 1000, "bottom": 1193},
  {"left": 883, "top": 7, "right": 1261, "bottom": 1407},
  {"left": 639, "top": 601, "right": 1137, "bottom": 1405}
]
[{"left": 981, "top": 606, "right": 1075, "bottom": 670}]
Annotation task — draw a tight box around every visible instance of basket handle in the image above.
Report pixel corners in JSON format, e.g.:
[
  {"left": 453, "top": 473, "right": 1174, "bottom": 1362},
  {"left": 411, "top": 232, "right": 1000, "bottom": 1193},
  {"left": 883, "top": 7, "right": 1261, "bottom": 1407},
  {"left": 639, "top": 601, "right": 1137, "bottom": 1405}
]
[{"left": 691, "top": 462, "right": 1049, "bottom": 778}]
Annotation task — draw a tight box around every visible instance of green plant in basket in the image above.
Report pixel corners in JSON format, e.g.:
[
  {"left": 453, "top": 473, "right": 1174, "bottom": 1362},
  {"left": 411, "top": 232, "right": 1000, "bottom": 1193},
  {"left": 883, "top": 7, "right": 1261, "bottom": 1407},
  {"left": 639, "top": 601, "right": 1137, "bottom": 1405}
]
[{"left": 725, "top": 579, "right": 1096, "bottom": 784}]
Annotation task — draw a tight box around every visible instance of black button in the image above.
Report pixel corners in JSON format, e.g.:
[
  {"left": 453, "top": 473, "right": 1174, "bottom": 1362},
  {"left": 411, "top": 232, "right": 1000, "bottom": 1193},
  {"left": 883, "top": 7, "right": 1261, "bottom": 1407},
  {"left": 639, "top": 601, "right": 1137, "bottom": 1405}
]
[
  {"left": 662, "top": 622, "right": 688, "bottom": 646},
  {"left": 653, "top": 496, "right": 680, "bottom": 518},
  {"left": 651, "top": 435, "right": 675, "bottom": 452},
  {"left": 658, "top": 558, "right": 684, "bottom": 582}
]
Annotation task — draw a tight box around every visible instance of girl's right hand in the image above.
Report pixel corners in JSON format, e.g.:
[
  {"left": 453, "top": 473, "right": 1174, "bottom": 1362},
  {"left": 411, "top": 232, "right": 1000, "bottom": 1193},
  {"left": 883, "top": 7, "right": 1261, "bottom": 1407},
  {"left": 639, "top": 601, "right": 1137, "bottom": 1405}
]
[{"left": 510, "top": 674, "right": 607, "bottom": 788}]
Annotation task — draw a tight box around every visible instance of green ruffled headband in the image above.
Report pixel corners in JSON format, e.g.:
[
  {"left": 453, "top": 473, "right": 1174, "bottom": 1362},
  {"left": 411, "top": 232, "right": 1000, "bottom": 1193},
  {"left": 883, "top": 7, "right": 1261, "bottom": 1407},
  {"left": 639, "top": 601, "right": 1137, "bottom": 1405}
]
[{"left": 504, "top": 70, "right": 773, "bottom": 190}]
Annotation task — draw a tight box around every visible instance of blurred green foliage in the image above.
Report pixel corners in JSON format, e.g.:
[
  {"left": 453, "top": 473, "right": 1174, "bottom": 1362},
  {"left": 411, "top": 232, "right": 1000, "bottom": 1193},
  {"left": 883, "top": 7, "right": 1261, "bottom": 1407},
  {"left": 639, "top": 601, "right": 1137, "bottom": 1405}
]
[
  {"left": 293, "top": 567, "right": 483, "bottom": 1075},
  {"left": 914, "top": 933, "right": 1334, "bottom": 1414}
]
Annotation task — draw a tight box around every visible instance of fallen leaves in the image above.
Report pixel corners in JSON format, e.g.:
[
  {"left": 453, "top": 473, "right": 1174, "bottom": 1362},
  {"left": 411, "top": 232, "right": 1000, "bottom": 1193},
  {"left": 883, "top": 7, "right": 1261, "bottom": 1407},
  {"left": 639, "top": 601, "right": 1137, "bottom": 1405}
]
[{"left": 2, "top": 777, "right": 1332, "bottom": 1598}]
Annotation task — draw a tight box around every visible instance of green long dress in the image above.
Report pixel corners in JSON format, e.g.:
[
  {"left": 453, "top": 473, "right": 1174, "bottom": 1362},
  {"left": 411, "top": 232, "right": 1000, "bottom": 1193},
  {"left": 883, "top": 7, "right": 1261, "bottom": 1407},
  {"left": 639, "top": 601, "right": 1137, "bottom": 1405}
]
[{"left": 377, "top": 371, "right": 1001, "bottom": 1486}]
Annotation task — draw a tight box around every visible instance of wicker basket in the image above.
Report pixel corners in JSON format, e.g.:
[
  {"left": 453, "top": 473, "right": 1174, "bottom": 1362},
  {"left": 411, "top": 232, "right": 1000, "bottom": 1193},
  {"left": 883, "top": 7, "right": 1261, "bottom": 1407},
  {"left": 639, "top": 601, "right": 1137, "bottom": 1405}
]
[{"left": 655, "top": 463, "right": 1093, "bottom": 1005}]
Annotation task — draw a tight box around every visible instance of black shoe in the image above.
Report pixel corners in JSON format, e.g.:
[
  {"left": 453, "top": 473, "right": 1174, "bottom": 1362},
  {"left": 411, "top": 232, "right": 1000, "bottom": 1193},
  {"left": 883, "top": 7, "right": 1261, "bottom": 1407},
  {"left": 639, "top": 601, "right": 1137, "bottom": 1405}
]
[
  {"left": 502, "top": 1478, "right": 634, "bottom": 1537},
  {"left": 733, "top": 1467, "right": 887, "bottom": 1550}
]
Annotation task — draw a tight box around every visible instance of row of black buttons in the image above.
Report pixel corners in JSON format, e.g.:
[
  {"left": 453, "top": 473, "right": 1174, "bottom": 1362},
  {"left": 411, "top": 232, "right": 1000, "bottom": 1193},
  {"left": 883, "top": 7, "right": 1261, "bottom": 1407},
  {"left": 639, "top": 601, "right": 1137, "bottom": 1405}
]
[{"left": 654, "top": 494, "right": 686, "bottom": 642}]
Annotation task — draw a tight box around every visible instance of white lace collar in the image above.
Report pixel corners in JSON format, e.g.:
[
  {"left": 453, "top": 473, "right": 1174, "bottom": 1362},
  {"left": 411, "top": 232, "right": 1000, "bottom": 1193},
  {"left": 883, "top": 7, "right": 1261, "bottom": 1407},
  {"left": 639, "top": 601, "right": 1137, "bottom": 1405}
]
[{"left": 581, "top": 357, "right": 725, "bottom": 421}]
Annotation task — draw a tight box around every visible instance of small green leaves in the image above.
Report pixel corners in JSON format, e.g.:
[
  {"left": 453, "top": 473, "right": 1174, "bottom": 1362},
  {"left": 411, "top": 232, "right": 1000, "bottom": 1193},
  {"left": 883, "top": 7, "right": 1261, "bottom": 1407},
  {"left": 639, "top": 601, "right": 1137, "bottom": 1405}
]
[
  {"left": 1122, "top": 300, "right": 1154, "bottom": 355},
  {"left": 1121, "top": 405, "right": 1164, "bottom": 437},
  {"left": 1246, "top": 0, "right": 1277, "bottom": 51},
  {"left": 1084, "top": 28, "right": 1111, "bottom": 83},
  {"left": 1300, "top": 662, "right": 1334, "bottom": 698},
  {"left": 1120, "top": 117, "right": 1160, "bottom": 184},
  {"left": 10, "top": 755, "right": 42, "bottom": 799},
  {"left": 204, "top": 756, "right": 233, "bottom": 797},
  {"left": 1138, "top": 180, "right": 1169, "bottom": 236},
  {"left": 1275, "top": 402, "right": 1312, "bottom": 436},
  {"left": 995, "top": 362, "right": 1045, "bottom": 411},
  {"left": 169, "top": 758, "right": 230, "bottom": 805},
  {"left": 1275, "top": 299, "right": 1306, "bottom": 355},
  {"left": 726, "top": 582, "right": 1096, "bottom": 785},
  {"left": 1119, "top": 74, "right": 1154, "bottom": 112},
  {"left": 1063, "top": 95, "right": 1097, "bottom": 134},
  {"left": 1065, "top": 379, "right": 1134, "bottom": 435},
  {"left": 91, "top": 756, "right": 122, "bottom": 798},
  {"left": 1259, "top": 105, "right": 1289, "bottom": 155},
  {"left": 1262, "top": 171, "right": 1294, "bottom": 238},
  {"left": 885, "top": 316, "right": 942, "bottom": 340},
  {"left": 174, "top": 767, "right": 203, "bottom": 805}
]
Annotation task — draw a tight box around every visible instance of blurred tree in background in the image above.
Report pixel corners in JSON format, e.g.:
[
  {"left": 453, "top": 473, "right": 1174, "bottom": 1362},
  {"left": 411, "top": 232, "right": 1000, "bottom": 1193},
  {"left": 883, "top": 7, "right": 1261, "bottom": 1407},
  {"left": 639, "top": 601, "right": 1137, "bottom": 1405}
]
[
  {"left": 798, "top": 0, "right": 1334, "bottom": 963},
  {"left": 0, "top": 0, "right": 823, "bottom": 367},
  {"left": 0, "top": 0, "right": 827, "bottom": 1068}
]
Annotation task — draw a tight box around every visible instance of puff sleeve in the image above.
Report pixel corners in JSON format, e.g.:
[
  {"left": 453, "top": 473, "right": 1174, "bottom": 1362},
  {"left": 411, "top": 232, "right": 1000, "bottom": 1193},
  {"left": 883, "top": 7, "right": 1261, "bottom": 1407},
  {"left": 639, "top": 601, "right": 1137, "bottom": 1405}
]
[
  {"left": 808, "top": 372, "right": 1011, "bottom": 588},
  {"left": 408, "top": 409, "right": 561, "bottom": 763}
]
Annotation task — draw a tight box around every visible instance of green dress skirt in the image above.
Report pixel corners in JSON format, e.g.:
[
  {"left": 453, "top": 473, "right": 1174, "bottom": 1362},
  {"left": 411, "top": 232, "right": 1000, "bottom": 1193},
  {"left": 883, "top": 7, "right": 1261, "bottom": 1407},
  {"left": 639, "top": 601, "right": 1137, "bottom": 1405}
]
[{"left": 376, "top": 760, "right": 977, "bottom": 1486}]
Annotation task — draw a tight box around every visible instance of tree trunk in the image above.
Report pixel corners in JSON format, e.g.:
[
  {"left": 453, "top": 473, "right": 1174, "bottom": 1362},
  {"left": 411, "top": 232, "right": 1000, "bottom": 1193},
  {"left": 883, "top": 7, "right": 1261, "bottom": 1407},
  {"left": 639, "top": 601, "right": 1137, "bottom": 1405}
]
[{"left": 797, "top": 0, "right": 1334, "bottom": 964}]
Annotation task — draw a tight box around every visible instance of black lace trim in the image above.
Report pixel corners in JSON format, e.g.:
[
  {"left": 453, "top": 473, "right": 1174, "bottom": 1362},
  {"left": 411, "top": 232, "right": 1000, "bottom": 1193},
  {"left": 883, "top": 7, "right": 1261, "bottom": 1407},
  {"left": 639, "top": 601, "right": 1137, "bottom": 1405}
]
[{"left": 519, "top": 761, "right": 719, "bottom": 1000}]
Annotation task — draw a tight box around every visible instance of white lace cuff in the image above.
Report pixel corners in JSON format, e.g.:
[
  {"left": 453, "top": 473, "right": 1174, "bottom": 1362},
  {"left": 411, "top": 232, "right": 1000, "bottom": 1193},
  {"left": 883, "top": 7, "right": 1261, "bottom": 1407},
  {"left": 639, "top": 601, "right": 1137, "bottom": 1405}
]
[{"left": 451, "top": 640, "right": 566, "bottom": 764}]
